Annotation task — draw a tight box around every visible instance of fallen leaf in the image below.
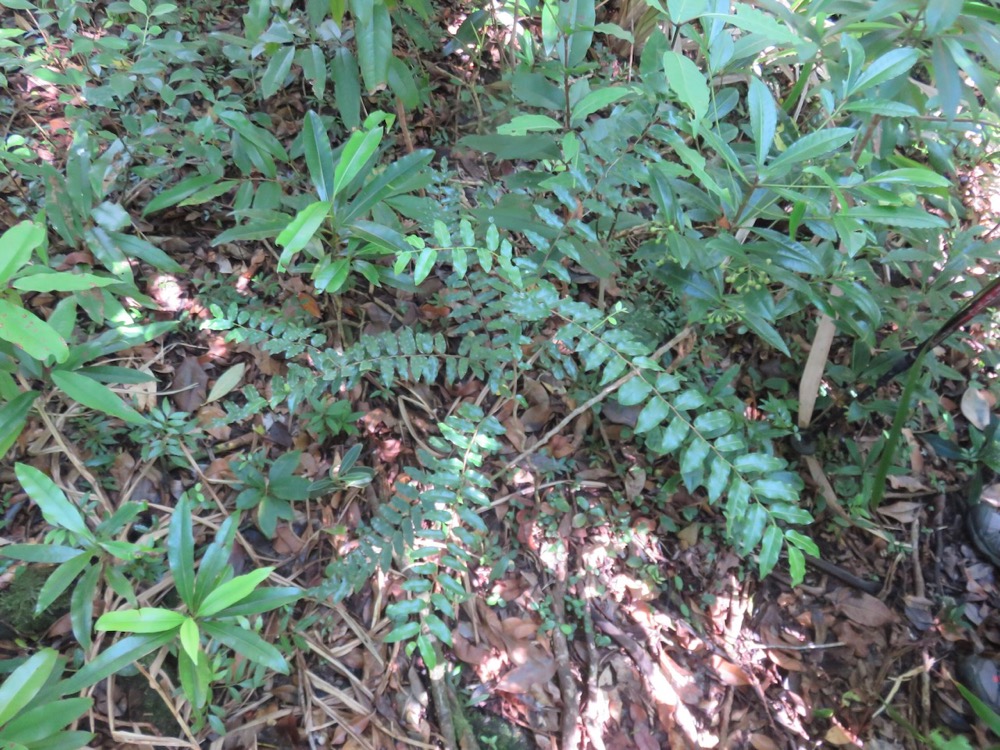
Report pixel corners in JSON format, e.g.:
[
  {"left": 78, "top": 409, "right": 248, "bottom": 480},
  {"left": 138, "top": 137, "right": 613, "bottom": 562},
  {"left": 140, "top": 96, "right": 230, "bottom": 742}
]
[
  {"left": 171, "top": 356, "right": 209, "bottom": 413},
  {"left": 495, "top": 655, "right": 556, "bottom": 693},
  {"left": 961, "top": 385, "right": 993, "bottom": 430},
  {"left": 831, "top": 589, "right": 896, "bottom": 627}
]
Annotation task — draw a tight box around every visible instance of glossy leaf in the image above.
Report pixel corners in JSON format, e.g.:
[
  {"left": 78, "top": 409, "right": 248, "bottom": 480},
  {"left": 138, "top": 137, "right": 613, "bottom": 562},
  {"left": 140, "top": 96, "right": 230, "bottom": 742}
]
[
  {"left": 210, "top": 586, "right": 302, "bottom": 617},
  {"left": 662, "top": 51, "right": 709, "bottom": 123},
  {"left": 197, "top": 566, "right": 274, "bottom": 617},
  {"left": 95, "top": 607, "right": 185, "bottom": 633},
  {"left": 0, "top": 390, "right": 38, "bottom": 458},
  {"left": 179, "top": 617, "right": 200, "bottom": 665},
  {"left": 276, "top": 200, "right": 331, "bottom": 271},
  {"left": 0, "top": 648, "right": 59, "bottom": 726},
  {"left": 334, "top": 127, "right": 382, "bottom": 200},
  {"left": 758, "top": 524, "right": 783, "bottom": 578}
]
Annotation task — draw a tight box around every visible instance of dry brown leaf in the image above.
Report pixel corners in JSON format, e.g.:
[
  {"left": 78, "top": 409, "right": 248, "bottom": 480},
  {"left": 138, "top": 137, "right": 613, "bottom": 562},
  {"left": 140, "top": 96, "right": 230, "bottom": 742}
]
[
  {"left": 711, "top": 654, "right": 752, "bottom": 685},
  {"left": 494, "top": 655, "right": 556, "bottom": 693},
  {"left": 832, "top": 589, "right": 896, "bottom": 627},
  {"left": 749, "top": 733, "right": 781, "bottom": 750},
  {"left": 170, "top": 356, "right": 208, "bottom": 413},
  {"left": 877, "top": 501, "right": 923, "bottom": 523}
]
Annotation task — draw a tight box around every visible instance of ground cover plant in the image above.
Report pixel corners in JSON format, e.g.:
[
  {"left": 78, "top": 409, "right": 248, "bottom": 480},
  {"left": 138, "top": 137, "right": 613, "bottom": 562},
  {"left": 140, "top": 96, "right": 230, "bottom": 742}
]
[{"left": 1, "top": 0, "right": 1000, "bottom": 747}]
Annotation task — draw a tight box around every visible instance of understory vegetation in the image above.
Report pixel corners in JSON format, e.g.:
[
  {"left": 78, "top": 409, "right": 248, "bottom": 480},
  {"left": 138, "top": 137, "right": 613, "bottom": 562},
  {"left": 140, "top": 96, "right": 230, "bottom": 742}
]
[{"left": 1, "top": 0, "right": 999, "bottom": 747}]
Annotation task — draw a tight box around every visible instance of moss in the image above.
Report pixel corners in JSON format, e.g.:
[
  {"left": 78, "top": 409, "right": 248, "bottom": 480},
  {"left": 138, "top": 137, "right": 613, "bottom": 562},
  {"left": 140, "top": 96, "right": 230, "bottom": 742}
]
[
  {"left": 466, "top": 707, "right": 533, "bottom": 750},
  {"left": 116, "top": 673, "right": 182, "bottom": 737},
  {"left": 0, "top": 566, "right": 72, "bottom": 639}
]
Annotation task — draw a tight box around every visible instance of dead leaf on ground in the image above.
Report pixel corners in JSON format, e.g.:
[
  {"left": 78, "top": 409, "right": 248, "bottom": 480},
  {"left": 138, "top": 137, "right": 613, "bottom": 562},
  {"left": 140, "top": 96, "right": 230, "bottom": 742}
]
[
  {"left": 494, "top": 655, "right": 556, "bottom": 694},
  {"left": 831, "top": 589, "right": 897, "bottom": 627},
  {"left": 171, "top": 356, "right": 209, "bottom": 413}
]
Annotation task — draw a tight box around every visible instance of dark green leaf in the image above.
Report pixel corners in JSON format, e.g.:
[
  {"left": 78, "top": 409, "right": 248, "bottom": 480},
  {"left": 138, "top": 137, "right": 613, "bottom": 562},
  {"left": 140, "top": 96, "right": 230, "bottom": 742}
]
[
  {"left": 303, "top": 111, "right": 336, "bottom": 202},
  {"left": 762, "top": 128, "right": 856, "bottom": 179},
  {"left": 757, "top": 524, "right": 783, "bottom": 578},
  {"left": 58, "top": 632, "right": 175, "bottom": 695},
  {"left": 15, "top": 463, "right": 92, "bottom": 539},
  {"left": 634, "top": 396, "right": 670, "bottom": 434},
  {"left": 51, "top": 370, "right": 146, "bottom": 425},
  {"left": 168, "top": 493, "right": 195, "bottom": 607}
]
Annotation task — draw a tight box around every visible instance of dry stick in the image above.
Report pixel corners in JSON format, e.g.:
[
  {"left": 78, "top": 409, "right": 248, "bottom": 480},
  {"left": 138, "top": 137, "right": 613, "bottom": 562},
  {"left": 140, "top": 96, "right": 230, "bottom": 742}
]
[
  {"left": 493, "top": 327, "right": 692, "bottom": 480},
  {"left": 581, "top": 574, "right": 606, "bottom": 750}
]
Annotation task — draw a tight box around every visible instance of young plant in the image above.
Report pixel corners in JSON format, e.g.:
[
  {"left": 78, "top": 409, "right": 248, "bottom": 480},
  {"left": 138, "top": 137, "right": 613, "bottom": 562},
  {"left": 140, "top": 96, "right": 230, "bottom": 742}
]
[
  {"left": 2, "top": 463, "right": 153, "bottom": 648},
  {"left": 233, "top": 450, "right": 312, "bottom": 538},
  {"left": 94, "top": 491, "right": 301, "bottom": 718},
  {"left": 0, "top": 648, "right": 93, "bottom": 750}
]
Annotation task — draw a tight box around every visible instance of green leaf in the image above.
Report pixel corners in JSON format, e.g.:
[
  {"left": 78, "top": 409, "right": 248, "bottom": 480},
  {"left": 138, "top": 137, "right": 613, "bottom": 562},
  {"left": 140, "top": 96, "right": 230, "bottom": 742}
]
[
  {"left": 352, "top": 0, "right": 391, "bottom": 92},
  {"left": 680, "top": 436, "right": 710, "bottom": 474},
  {"left": 412, "top": 246, "right": 437, "bottom": 285},
  {"left": 845, "top": 205, "right": 948, "bottom": 229},
  {"left": 705, "top": 457, "right": 730, "bottom": 503},
  {"left": 388, "top": 56, "right": 420, "bottom": 109},
  {"left": 732, "top": 454, "right": 785, "bottom": 473},
  {"left": 656, "top": 416, "right": 690, "bottom": 453},
  {"left": 70, "top": 562, "right": 101, "bottom": 649},
  {"left": 111, "top": 232, "right": 186, "bottom": 273},
  {"left": 201, "top": 620, "right": 289, "bottom": 673},
  {"left": 303, "top": 111, "right": 336, "bottom": 202},
  {"left": 867, "top": 168, "right": 952, "bottom": 188},
  {"left": 1, "top": 697, "right": 91, "bottom": 745},
  {"left": 747, "top": 76, "right": 777, "bottom": 167},
  {"left": 0, "top": 390, "right": 38, "bottom": 458},
  {"left": 143, "top": 173, "right": 221, "bottom": 216},
  {"left": 0, "top": 543, "right": 83, "bottom": 564},
  {"left": 177, "top": 646, "right": 211, "bottom": 709},
  {"left": 331, "top": 48, "right": 362, "bottom": 130},
  {"left": 192, "top": 517, "right": 237, "bottom": 609},
  {"left": 498, "top": 114, "right": 564, "bottom": 135},
  {"left": 210, "top": 586, "right": 302, "bottom": 617},
  {"left": 0, "top": 648, "right": 59, "bottom": 727},
  {"left": 383, "top": 620, "right": 420, "bottom": 643},
  {"left": 662, "top": 51, "right": 709, "bottom": 123},
  {"left": 95, "top": 607, "right": 185, "bottom": 633},
  {"left": 570, "top": 87, "right": 632, "bottom": 126},
  {"left": 423, "top": 613, "right": 452, "bottom": 645},
  {"left": 51, "top": 369, "right": 146, "bottom": 425},
  {"left": 617, "top": 376, "right": 653, "bottom": 406},
  {"left": 276, "top": 200, "right": 331, "bottom": 271},
  {"left": 179, "top": 617, "right": 200, "bottom": 665},
  {"left": 634, "top": 396, "right": 670, "bottom": 434},
  {"left": 15, "top": 463, "right": 92, "bottom": 539},
  {"left": 168, "top": 493, "right": 195, "bottom": 607},
  {"left": 197, "top": 567, "right": 274, "bottom": 617},
  {"left": 692, "top": 410, "right": 733, "bottom": 438},
  {"left": 751, "top": 478, "right": 798, "bottom": 502},
  {"left": 348, "top": 220, "right": 413, "bottom": 255},
  {"left": 849, "top": 47, "right": 920, "bottom": 97},
  {"left": 37, "top": 553, "right": 91, "bottom": 614},
  {"left": 0, "top": 299, "right": 69, "bottom": 363},
  {"left": 0, "top": 220, "right": 44, "bottom": 284},
  {"left": 787, "top": 544, "right": 805, "bottom": 586},
  {"left": 13, "top": 272, "right": 120, "bottom": 293},
  {"left": 758, "top": 524, "right": 783, "bottom": 578},
  {"left": 762, "top": 127, "right": 856, "bottom": 180},
  {"left": 58, "top": 632, "right": 175, "bottom": 695},
  {"left": 261, "top": 45, "right": 294, "bottom": 99},
  {"left": 334, "top": 127, "right": 382, "bottom": 199},
  {"left": 301, "top": 44, "right": 327, "bottom": 99}
]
